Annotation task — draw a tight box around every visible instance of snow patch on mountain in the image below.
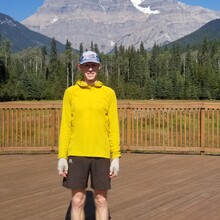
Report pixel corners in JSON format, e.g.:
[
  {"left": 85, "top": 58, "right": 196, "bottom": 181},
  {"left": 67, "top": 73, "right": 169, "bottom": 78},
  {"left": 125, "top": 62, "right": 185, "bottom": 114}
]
[
  {"left": 0, "top": 17, "right": 16, "bottom": 27},
  {"left": 130, "top": 0, "right": 160, "bottom": 14},
  {"left": 51, "top": 17, "right": 58, "bottom": 24}
]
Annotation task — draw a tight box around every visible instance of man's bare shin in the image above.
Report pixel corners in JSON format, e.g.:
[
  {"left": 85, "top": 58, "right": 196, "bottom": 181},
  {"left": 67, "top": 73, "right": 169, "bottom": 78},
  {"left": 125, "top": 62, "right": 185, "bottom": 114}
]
[
  {"left": 71, "top": 190, "right": 86, "bottom": 220},
  {"left": 94, "top": 190, "right": 108, "bottom": 220}
]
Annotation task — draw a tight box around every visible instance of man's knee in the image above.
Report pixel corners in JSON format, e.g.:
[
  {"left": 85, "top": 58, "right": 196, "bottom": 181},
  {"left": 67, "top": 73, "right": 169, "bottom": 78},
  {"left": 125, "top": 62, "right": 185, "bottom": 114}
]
[
  {"left": 95, "top": 194, "right": 108, "bottom": 208},
  {"left": 71, "top": 193, "right": 85, "bottom": 208}
]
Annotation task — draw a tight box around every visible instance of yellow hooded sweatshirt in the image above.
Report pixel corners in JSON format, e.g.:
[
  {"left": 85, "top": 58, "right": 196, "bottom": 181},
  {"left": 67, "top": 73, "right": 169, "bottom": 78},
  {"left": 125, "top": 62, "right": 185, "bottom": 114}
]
[{"left": 58, "top": 80, "right": 121, "bottom": 160}]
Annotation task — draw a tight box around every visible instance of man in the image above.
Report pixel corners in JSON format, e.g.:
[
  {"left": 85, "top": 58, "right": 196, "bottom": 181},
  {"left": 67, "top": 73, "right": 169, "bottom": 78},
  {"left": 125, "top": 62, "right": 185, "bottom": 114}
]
[{"left": 57, "top": 50, "right": 121, "bottom": 220}]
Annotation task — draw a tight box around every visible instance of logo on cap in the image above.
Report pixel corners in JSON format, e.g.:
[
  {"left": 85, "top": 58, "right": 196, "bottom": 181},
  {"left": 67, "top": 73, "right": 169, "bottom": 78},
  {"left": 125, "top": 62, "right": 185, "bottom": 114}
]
[{"left": 79, "top": 51, "right": 101, "bottom": 64}]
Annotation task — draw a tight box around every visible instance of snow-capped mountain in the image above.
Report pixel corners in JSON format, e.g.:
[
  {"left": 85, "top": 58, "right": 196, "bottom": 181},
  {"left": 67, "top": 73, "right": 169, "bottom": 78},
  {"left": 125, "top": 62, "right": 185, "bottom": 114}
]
[{"left": 21, "top": 0, "right": 220, "bottom": 53}]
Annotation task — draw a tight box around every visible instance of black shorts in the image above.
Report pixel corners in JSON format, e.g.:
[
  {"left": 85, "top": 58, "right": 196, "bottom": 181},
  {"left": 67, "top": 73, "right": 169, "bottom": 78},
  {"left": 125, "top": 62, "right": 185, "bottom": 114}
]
[{"left": 62, "top": 156, "right": 111, "bottom": 190}]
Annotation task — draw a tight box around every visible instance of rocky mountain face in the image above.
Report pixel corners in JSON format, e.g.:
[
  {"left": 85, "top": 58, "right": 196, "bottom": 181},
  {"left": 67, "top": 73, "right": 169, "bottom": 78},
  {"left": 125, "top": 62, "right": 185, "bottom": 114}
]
[{"left": 21, "top": 0, "right": 220, "bottom": 53}]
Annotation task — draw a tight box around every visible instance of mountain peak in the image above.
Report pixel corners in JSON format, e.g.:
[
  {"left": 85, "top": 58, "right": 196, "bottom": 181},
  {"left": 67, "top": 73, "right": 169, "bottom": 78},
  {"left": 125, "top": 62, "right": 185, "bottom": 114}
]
[{"left": 21, "top": 0, "right": 220, "bottom": 53}]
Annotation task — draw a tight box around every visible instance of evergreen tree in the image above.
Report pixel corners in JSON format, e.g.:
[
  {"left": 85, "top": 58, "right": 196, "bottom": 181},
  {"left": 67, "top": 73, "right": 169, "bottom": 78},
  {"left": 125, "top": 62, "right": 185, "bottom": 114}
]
[
  {"left": 64, "top": 40, "right": 73, "bottom": 87},
  {"left": 183, "top": 47, "right": 199, "bottom": 99},
  {"left": 79, "top": 43, "right": 84, "bottom": 54},
  {"left": 49, "top": 37, "right": 58, "bottom": 74},
  {"left": 168, "top": 43, "right": 183, "bottom": 99},
  {"left": 94, "top": 43, "right": 100, "bottom": 54},
  {"left": 139, "top": 41, "right": 146, "bottom": 57},
  {"left": 149, "top": 44, "right": 160, "bottom": 78},
  {"left": 90, "top": 41, "right": 94, "bottom": 51},
  {"left": 197, "top": 38, "right": 212, "bottom": 99},
  {"left": 44, "top": 37, "right": 63, "bottom": 99},
  {"left": 40, "top": 46, "right": 48, "bottom": 78}
]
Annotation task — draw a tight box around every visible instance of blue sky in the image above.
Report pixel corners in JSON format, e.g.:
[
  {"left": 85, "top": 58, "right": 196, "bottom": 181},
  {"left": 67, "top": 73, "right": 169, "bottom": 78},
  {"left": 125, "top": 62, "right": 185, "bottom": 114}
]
[
  {"left": 0, "top": 0, "right": 219, "bottom": 22},
  {"left": 181, "top": 0, "right": 219, "bottom": 11},
  {"left": 0, "top": 0, "right": 44, "bottom": 21}
]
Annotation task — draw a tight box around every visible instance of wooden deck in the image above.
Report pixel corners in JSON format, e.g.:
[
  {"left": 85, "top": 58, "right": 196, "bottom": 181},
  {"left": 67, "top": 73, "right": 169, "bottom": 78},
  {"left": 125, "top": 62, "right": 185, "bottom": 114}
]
[{"left": 1, "top": 153, "right": 220, "bottom": 220}]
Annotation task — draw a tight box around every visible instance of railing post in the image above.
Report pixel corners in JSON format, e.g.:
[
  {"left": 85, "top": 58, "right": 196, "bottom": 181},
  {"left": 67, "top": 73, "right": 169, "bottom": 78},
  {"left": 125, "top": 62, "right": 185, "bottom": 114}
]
[
  {"left": 51, "top": 108, "right": 56, "bottom": 152},
  {"left": 200, "top": 108, "right": 205, "bottom": 155},
  {"left": 126, "top": 106, "right": 131, "bottom": 152},
  {"left": 1, "top": 109, "right": 5, "bottom": 147}
]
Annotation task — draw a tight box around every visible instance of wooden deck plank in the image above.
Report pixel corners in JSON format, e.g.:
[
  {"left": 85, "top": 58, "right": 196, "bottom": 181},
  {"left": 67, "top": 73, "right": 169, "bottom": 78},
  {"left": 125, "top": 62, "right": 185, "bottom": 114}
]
[{"left": 1, "top": 153, "right": 220, "bottom": 219}]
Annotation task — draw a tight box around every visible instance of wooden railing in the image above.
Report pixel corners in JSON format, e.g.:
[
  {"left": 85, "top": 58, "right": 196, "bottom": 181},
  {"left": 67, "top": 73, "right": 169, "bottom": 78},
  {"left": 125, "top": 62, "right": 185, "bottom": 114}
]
[{"left": 0, "top": 101, "right": 220, "bottom": 154}]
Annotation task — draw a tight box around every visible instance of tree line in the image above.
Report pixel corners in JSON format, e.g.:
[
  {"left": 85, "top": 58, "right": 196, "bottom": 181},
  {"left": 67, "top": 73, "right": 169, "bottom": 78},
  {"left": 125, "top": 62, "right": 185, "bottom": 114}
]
[{"left": 0, "top": 34, "right": 220, "bottom": 101}]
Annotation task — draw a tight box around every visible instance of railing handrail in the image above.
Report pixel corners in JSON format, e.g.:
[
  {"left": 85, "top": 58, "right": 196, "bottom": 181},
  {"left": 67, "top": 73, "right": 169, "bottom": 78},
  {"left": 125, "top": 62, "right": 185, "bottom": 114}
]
[
  {"left": 0, "top": 100, "right": 220, "bottom": 109},
  {"left": 0, "top": 102, "right": 62, "bottom": 109}
]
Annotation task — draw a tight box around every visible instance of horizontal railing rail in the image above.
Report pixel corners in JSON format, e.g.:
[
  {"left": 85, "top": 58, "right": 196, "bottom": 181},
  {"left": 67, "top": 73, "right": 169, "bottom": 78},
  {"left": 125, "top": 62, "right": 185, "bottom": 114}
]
[{"left": 0, "top": 101, "right": 220, "bottom": 154}]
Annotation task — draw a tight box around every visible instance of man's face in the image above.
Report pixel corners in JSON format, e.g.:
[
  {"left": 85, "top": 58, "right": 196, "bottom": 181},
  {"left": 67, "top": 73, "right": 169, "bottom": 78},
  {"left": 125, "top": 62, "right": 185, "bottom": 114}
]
[{"left": 79, "top": 62, "right": 101, "bottom": 85}]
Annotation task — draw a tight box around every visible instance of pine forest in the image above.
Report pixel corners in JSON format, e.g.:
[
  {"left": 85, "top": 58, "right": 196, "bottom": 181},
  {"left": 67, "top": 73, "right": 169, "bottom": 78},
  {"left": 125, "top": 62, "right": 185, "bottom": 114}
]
[{"left": 0, "top": 35, "right": 220, "bottom": 101}]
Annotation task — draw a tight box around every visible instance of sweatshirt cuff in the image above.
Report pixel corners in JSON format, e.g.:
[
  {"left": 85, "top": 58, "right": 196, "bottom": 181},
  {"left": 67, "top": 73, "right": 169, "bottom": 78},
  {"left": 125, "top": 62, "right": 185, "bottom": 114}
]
[{"left": 111, "top": 152, "right": 121, "bottom": 160}]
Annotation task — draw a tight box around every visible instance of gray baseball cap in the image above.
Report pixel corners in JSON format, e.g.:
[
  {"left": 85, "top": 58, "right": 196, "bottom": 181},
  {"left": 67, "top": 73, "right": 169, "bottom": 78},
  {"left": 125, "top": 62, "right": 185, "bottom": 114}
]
[{"left": 79, "top": 51, "right": 101, "bottom": 65}]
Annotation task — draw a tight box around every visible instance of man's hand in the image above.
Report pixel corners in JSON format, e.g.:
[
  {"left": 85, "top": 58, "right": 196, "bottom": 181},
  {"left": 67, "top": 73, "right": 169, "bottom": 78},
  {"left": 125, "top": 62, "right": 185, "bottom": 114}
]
[
  {"left": 57, "top": 158, "right": 68, "bottom": 177},
  {"left": 109, "top": 157, "right": 120, "bottom": 178}
]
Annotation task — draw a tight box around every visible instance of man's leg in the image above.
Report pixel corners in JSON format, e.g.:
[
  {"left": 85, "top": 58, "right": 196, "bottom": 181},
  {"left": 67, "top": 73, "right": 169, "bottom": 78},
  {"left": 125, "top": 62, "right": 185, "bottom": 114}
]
[
  {"left": 94, "top": 190, "right": 108, "bottom": 220},
  {"left": 71, "top": 190, "right": 86, "bottom": 220}
]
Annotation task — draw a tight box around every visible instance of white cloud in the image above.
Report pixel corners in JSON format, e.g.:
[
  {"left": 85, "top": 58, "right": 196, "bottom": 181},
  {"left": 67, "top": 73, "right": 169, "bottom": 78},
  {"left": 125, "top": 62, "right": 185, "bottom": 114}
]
[{"left": 130, "top": 0, "right": 160, "bottom": 14}]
